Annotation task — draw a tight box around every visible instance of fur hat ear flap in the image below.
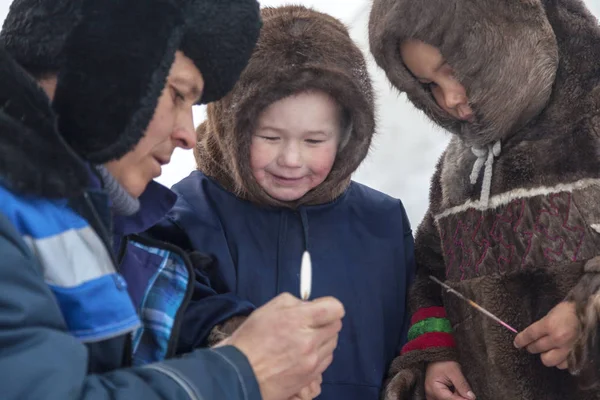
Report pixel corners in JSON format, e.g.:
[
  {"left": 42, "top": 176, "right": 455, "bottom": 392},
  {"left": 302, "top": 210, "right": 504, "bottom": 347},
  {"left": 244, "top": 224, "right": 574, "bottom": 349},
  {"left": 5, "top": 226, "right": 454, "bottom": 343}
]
[
  {"left": 53, "top": 0, "right": 186, "bottom": 164},
  {"left": 0, "top": 0, "right": 85, "bottom": 76},
  {"left": 566, "top": 256, "right": 600, "bottom": 388}
]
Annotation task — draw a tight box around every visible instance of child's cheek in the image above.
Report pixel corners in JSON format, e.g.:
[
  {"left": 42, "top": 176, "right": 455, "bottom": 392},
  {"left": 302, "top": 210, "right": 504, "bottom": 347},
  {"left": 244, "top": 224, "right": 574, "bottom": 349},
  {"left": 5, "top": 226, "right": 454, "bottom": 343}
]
[{"left": 309, "top": 145, "right": 338, "bottom": 181}]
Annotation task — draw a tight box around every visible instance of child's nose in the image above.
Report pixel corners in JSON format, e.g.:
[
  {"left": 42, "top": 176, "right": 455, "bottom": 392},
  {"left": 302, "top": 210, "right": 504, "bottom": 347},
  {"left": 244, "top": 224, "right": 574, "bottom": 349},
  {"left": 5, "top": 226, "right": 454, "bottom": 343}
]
[
  {"left": 444, "top": 89, "right": 467, "bottom": 109},
  {"left": 278, "top": 144, "right": 302, "bottom": 167}
]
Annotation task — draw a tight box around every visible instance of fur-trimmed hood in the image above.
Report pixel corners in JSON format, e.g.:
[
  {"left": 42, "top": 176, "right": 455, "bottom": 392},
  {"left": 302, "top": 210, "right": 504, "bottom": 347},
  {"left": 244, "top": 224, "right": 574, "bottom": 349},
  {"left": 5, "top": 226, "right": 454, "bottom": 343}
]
[
  {"left": 369, "top": 0, "right": 573, "bottom": 147},
  {"left": 194, "top": 5, "right": 375, "bottom": 208},
  {"left": 0, "top": 47, "right": 88, "bottom": 198}
]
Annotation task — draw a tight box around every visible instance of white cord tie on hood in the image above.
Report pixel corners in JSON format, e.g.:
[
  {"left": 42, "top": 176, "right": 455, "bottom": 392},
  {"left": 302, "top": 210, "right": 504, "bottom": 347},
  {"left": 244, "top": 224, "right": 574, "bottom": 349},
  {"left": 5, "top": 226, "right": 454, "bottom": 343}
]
[{"left": 470, "top": 140, "right": 501, "bottom": 206}]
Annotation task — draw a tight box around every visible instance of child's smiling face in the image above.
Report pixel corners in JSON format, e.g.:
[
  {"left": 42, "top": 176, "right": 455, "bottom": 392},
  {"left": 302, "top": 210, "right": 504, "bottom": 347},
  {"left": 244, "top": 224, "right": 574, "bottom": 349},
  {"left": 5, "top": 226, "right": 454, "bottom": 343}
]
[
  {"left": 250, "top": 90, "right": 341, "bottom": 202},
  {"left": 400, "top": 39, "right": 474, "bottom": 123}
]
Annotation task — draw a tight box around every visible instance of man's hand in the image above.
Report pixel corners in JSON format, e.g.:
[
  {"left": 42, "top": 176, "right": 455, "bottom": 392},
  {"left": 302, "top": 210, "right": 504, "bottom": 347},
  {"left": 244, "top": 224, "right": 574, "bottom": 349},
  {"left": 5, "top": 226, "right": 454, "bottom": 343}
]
[
  {"left": 425, "top": 361, "right": 475, "bottom": 400},
  {"left": 224, "top": 293, "right": 344, "bottom": 400},
  {"left": 288, "top": 376, "right": 322, "bottom": 400},
  {"left": 514, "top": 301, "right": 579, "bottom": 369}
]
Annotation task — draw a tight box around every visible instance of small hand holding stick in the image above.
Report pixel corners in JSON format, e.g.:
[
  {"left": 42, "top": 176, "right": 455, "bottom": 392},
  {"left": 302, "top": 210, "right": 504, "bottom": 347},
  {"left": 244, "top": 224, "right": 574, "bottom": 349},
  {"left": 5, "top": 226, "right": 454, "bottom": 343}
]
[
  {"left": 300, "top": 251, "right": 312, "bottom": 301},
  {"left": 429, "top": 275, "right": 518, "bottom": 334}
]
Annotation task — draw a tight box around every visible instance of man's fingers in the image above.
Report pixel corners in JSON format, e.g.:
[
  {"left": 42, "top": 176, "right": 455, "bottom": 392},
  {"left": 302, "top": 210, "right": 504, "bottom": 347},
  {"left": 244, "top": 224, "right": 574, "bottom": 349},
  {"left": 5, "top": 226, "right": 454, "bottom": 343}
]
[
  {"left": 315, "top": 354, "right": 334, "bottom": 376},
  {"left": 314, "top": 321, "right": 342, "bottom": 348},
  {"left": 315, "top": 336, "right": 339, "bottom": 369},
  {"left": 271, "top": 292, "right": 301, "bottom": 307},
  {"left": 305, "top": 297, "right": 345, "bottom": 327},
  {"left": 289, "top": 379, "right": 322, "bottom": 400},
  {"left": 515, "top": 319, "right": 547, "bottom": 349},
  {"left": 294, "top": 385, "right": 315, "bottom": 400},
  {"left": 308, "top": 378, "right": 322, "bottom": 397},
  {"left": 525, "top": 334, "right": 554, "bottom": 354}
]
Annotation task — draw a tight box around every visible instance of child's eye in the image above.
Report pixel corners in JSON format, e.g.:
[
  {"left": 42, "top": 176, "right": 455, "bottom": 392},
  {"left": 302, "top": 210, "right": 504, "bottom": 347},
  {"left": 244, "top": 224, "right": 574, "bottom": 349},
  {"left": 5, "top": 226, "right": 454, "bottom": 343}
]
[
  {"left": 260, "top": 136, "right": 280, "bottom": 141},
  {"left": 306, "top": 139, "right": 325, "bottom": 144}
]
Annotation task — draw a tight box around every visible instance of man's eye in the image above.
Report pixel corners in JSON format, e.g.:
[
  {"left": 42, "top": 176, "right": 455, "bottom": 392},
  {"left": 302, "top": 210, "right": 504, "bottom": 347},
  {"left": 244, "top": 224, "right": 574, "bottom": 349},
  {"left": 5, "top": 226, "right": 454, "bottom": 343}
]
[{"left": 172, "top": 87, "right": 186, "bottom": 102}]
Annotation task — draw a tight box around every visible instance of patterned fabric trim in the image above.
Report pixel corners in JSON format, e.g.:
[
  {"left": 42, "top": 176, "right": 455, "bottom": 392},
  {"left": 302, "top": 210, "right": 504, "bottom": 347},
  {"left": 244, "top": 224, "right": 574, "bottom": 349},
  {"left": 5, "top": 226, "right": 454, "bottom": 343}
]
[
  {"left": 408, "top": 317, "right": 452, "bottom": 341},
  {"left": 401, "top": 307, "right": 455, "bottom": 354},
  {"left": 411, "top": 306, "right": 447, "bottom": 325},
  {"left": 401, "top": 332, "right": 456, "bottom": 354},
  {"left": 130, "top": 242, "right": 190, "bottom": 366}
]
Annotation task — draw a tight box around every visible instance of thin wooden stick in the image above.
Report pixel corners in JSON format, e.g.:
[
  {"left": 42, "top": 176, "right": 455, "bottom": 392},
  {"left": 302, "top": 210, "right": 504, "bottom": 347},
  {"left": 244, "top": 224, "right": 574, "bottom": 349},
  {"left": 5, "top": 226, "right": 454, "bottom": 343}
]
[{"left": 429, "top": 275, "right": 518, "bottom": 334}]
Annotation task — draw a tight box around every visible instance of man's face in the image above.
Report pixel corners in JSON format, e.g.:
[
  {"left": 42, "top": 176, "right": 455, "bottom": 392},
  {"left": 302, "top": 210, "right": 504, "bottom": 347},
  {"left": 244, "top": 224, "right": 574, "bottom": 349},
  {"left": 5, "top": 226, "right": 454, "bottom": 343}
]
[{"left": 105, "top": 51, "right": 203, "bottom": 197}]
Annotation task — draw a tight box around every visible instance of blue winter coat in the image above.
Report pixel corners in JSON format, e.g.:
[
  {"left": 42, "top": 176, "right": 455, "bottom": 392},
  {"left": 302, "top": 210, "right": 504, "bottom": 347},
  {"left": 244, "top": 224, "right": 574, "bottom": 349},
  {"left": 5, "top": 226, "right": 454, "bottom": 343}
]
[
  {"left": 0, "top": 45, "right": 261, "bottom": 399},
  {"left": 0, "top": 181, "right": 261, "bottom": 400},
  {"left": 164, "top": 171, "right": 416, "bottom": 400}
]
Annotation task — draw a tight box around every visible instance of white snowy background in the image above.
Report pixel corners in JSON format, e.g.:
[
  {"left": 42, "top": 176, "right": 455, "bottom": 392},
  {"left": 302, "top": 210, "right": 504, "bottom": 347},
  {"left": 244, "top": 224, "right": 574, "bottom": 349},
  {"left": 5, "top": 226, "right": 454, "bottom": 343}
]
[{"left": 1, "top": 0, "right": 599, "bottom": 226}]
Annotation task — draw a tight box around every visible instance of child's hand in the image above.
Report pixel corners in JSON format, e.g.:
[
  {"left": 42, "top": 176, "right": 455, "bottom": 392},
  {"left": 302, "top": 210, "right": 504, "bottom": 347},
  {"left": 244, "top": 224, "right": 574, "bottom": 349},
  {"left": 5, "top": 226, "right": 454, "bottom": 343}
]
[
  {"left": 514, "top": 301, "right": 579, "bottom": 369},
  {"left": 425, "top": 361, "right": 476, "bottom": 400}
]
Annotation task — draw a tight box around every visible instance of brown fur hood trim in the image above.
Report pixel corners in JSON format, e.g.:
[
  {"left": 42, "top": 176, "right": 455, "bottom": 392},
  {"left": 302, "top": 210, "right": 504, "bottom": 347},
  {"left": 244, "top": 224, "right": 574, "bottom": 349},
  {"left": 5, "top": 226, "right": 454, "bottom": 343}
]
[
  {"left": 369, "top": 0, "right": 564, "bottom": 147},
  {"left": 194, "top": 5, "right": 375, "bottom": 208}
]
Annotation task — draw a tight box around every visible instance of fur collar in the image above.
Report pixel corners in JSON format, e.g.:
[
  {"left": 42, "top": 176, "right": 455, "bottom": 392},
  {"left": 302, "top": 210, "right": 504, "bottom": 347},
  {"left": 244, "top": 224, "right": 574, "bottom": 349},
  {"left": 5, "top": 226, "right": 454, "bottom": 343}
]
[{"left": 0, "top": 47, "right": 88, "bottom": 198}]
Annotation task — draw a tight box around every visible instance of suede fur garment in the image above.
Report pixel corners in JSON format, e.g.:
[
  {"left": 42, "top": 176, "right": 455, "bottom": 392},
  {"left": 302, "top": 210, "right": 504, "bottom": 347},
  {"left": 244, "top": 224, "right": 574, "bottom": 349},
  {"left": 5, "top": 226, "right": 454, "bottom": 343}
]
[{"left": 369, "top": 0, "right": 600, "bottom": 398}]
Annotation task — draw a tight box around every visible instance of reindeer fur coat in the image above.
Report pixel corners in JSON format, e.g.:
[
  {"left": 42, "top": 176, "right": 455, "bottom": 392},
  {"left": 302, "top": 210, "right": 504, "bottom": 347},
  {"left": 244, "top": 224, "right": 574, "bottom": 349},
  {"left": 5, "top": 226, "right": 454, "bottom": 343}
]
[{"left": 369, "top": 0, "right": 600, "bottom": 398}]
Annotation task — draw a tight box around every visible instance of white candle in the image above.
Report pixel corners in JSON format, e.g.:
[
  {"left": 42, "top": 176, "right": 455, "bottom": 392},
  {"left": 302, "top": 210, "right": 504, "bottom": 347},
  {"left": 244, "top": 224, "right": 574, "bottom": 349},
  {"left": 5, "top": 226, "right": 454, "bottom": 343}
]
[{"left": 300, "top": 251, "right": 312, "bottom": 301}]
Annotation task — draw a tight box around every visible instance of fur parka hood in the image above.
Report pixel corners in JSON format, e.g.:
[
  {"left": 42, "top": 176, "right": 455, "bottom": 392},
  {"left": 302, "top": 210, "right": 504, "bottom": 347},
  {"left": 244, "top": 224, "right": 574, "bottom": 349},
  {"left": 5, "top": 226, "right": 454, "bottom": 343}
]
[
  {"left": 368, "top": 0, "right": 575, "bottom": 147},
  {"left": 194, "top": 5, "right": 375, "bottom": 208}
]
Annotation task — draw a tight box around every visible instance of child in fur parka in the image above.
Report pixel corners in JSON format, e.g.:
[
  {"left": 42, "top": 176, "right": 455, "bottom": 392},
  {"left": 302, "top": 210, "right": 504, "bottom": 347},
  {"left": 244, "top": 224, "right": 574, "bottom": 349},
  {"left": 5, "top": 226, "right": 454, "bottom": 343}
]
[
  {"left": 369, "top": 0, "right": 600, "bottom": 399},
  {"left": 159, "top": 6, "right": 416, "bottom": 400}
]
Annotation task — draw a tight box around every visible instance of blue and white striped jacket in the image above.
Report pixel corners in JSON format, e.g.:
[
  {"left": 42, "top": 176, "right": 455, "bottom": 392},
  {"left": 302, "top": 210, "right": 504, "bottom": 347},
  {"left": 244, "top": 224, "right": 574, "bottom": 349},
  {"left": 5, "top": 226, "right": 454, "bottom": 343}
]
[{"left": 0, "top": 184, "right": 141, "bottom": 342}]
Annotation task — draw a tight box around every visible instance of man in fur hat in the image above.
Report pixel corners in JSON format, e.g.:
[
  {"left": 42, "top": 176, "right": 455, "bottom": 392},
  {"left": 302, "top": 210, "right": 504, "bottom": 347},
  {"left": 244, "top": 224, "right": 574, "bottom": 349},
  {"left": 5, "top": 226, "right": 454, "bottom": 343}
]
[
  {"left": 369, "top": 0, "right": 600, "bottom": 399},
  {"left": 0, "top": 0, "right": 344, "bottom": 399}
]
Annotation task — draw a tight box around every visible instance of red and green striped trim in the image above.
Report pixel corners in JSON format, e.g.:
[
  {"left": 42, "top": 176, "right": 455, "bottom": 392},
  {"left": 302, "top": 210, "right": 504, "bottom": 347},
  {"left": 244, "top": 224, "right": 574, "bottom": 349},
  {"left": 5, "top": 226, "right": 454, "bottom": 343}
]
[
  {"left": 411, "top": 306, "right": 447, "bottom": 325},
  {"left": 408, "top": 317, "right": 452, "bottom": 341},
  {"left": 401, "top": 307, "right": 455, "bottom": 355},
  {"left": 401, "top": 332, "right": 456, "bottom": 354}
]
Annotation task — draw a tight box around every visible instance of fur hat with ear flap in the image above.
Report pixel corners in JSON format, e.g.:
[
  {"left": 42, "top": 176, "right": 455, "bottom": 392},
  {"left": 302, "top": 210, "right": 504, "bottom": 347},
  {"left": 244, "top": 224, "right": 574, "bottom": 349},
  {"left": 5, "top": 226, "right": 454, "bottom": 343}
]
[
  {"left": 0, "top": 0, "right": 85, "bottom": 77},
  {"left": 195, "top": 5, "right": 375, "bottom": 209},
  {"left": 51, "top": 0, "right": 261, "bottom": 164}
]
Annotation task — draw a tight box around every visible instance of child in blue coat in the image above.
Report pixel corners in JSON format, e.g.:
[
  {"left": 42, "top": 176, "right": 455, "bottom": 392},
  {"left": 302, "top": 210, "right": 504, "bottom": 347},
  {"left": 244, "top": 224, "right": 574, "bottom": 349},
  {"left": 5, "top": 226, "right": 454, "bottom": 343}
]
[{"left": 163, "top": 6, "right": 416, "bottom": 399}]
